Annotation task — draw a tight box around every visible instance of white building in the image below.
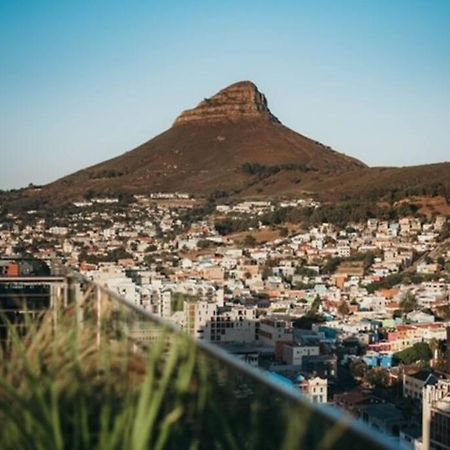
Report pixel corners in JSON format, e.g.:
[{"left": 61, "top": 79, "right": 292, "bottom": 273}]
[{"left": 298, "top": 376, "right": 328, "bottom": 404}]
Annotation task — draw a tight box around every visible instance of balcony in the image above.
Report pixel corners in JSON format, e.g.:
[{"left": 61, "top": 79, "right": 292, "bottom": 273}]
[{"left": 0, "top": 272, "right": 395, "bottom": 449}]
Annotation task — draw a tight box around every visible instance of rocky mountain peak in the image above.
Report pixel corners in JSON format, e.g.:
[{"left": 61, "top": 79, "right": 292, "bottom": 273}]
[{"left": 174, "top": 81, "right": 280, "bottom": 126}]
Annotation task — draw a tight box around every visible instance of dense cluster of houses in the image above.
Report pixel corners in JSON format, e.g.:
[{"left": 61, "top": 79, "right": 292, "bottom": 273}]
[{"left": 1, "top": 194, "right": 450, "bottom": 448}]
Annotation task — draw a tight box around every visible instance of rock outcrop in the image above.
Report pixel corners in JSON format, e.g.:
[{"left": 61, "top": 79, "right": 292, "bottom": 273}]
[{"left": 174, "top": 81, "right": 280, "bottom": 126}]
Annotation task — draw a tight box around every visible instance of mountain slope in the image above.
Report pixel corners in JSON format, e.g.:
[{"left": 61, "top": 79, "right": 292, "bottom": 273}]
[
  {"left": 44, "top": 81, "right": 365, "bottom": 201},
  {"left": 240, "top": 162, "right": 450, "bottom": 201}
]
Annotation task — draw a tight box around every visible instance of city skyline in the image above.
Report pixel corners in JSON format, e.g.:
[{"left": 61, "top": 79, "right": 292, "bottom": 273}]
[{"left": 1, "top": 0, "right": 450, "bottom": 190}]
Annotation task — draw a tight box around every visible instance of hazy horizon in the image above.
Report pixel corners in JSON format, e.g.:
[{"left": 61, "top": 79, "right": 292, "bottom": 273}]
[{"left": 1, "top": 0, "right": 450, "bottom": 190}]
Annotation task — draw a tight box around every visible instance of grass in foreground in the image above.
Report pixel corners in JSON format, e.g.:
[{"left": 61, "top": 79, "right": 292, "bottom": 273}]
[{"left": 0, "top": 297, "right": 386, "bottom": 450}]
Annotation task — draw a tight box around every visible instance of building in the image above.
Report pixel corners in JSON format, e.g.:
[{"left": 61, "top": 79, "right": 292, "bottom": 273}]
[
  {"left": 184, "top": 300, "right": 216, "bottom": 340},
  {"left": 403, "top": 370, "right": 440, "bottom": 401},
  {"left": 258, "top": 318, "right": 292, "bottom": 347},
  {"left": 422, "top": 379, "right": 450, "bottom": 450},
  {"left": 429, "top": 397, "right": 450, "bottom": 450},
  {"left": 359, "top": 403, "right": 406, "bottom": 439},
  {"left": 208, "top": 305, "right": 257, "bottom": 343},
  {"left": 298, "top": 376, "right": 328, "bottom": 404},
  {"left": 276, "top": 341, "right": 320, "bottom": 366}
]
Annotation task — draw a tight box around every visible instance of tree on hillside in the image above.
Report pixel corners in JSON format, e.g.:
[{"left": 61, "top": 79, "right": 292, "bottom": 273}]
[
  {"left": 143, "top": 255, "right": 155, "bottom": 267},
  {"left": 261, "top": 258, "right": 279, "bottom": 280},
  {"left": 400, "top": 291, "right": 418, "bottom": 314},
  {"left": 365, "top": 368, "right": 390, "bottom": 389},
  {"left": 349, "top": 359, "right": 367, "bottom": 379},
  {"left": 322, "top": 257, "right": 341, "bottom": 274},
  {"left": 437, "top": 256, "right": 445, "bottom": 267},
  {"left": 242, "top": 234, "right": 257, "bottom": 247},
  {"left": 394, "top": 342, "right": 432, "bottom": 365},
  {"left": 438, "top": 221, "right": 450, "bottom": 241},
  {"left": 436, "top": 304, "right": 450, "bottom": 321},
  {"left": 337, "top": 301, "right": 350, "bottom": 318},
  {"left": 295, "top": 266, "right": 317, "bottom": 277},
  {"left": 310, "top": 295, "right": 322, "bottom": 315},
  {"left": 292, "top": 314, "right": 325, "bottom": 330},
  {"left": 197, "top": 239, "right": 214, "bottom": 249}
]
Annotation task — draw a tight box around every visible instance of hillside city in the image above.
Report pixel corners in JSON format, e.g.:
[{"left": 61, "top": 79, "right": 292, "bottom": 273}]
[{"left": 1, "top": 192, "right": 450, "bottom": 448}]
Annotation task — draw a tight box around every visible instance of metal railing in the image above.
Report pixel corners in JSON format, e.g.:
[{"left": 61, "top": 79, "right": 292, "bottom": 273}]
[{"left": 0, "top": 271, "right": 396, "bottom": 449}]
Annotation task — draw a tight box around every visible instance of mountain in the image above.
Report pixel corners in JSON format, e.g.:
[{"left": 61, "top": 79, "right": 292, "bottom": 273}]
[
  {"left": 5, "top": 81, "right": 450, "bottom": 209},
  {"left": 42, "top": 81, "right": 366, "bottom": 202}
]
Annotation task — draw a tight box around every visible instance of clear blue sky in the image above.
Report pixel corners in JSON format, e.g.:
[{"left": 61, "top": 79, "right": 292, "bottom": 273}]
[{"left": 1, "top": 0, "right": 449, "bottom": 189}]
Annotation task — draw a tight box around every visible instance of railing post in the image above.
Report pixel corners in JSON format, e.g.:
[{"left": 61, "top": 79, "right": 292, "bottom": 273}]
[
  {"left": 51, "top": 283, "right": 62, "bottom": 334},
  {"left": 422, "top": 387, "right": 431, "bottom": 450},
  {"left": 66, "top": 274, "right": 77, "bottom": 307},
  {"left": 96, "top": 286, "right": 102, "bottom": 348},
  {"left": 67, "top": 274, "right": 83, "bottom": 330}
]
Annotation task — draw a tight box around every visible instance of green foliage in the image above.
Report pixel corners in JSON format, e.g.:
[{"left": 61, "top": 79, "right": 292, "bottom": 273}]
[
  {"left": 349, "top": 360, "right": 367, "bottom": 379},
  {"left": 214, "top": 217, "right": 258, "bottom": 236},
  {"left": 80, "top": 248, "right": 133, "bottom": 264},
  {"left": 241, "top": 163, "right": 280, "bottom": 178},
  {"left": 366, "top": 273, "right": 403, "bottom": 293},
  {"left": 320, "top": 252, "right": 376, "bottom": 276},
  {"left": 394, "top": 342, "right": 433, "bottom": 365},
  {"left": 365, "top": 368, "right": 389, "bottom": 388},
  {"left": 304, "top": 200, "right": 425, "bottom": 228},
  {"left": 143, "top": 254, "right": 156, "bottom": 267},
  {"left": 145, "top": 244, "right": 158, "bottom": 253},
  {"left": 292, "top": 313, "right": 326, "bottom": 330},
  {"left": 322, "top": 257, "right": 342, "bottom": 275},
  {"left": 178, "top": 203, "right": 216, "bottom": 230},
  {"left": 363, "top": 181, "right": 450, "bottom": 204},
  {"left": 435, "top": 256, "right": 445, "bottom": 267},
  {"left": 261, "top": 258, "right": 279, "bottom": 280},
  {"left": 88, "top": 169, "right": 125, "bottom": 179},
  {"left": 207, "top": 190, "right": 229, "bottom": 202},
  {"left": 292, "top": 282, "right": 315, "bottom": 290},
  {"left": 310, "top": 295, "right": 322, "bottom": 314},
  {"left": 366, "top": 272, "right": 445, "bottom": 294},
  {"left": 242, "top": 235, "right": 257, "bottom": 247},
  {"left": 436, "top": 304, "right": 450, "bottom": 320},
  {"left": 438, "top": 221, "right": 450, "bottom": 241},
  {"left": 294, "top": 266, "right": 317, "bottom": 277},
  {"left": 212, "top": 197, "right": 429, "bottom": 238},
  {"left": 307, "top": 201, "right": 391, "bottom": 227},
  {"left": 197, "top": 239, "right": 215, "bottom": 249},
  {"left": 399, "top": 292, "right": 418, "bottom": 314},
  {"left": 0, "top": 309, "right": 206, "bottom": 449},
  {"left": 241, "top": 162, "right": 315, "bottom": 179}
]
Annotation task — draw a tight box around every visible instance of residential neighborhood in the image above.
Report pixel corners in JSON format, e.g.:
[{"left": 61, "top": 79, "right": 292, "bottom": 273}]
[{"left": 1, "top": 194, "right": 450, "bottom": 448}]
